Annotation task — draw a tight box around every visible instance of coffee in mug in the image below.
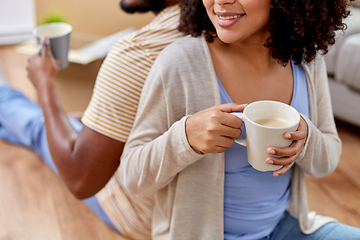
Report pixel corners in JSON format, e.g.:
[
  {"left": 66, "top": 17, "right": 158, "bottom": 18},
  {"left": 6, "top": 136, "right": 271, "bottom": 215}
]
[
  {"left": 231, "top": 100, "right": 300, "bottom": 172},
  {"left": 252, "top": 116, "right": 292, "bottom": 128}
]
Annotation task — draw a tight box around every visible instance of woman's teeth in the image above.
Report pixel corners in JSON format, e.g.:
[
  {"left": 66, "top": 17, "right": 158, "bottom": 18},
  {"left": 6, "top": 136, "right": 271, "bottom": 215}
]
[{"left": 219, "top": 14, "right": 243, "bottom": 20}]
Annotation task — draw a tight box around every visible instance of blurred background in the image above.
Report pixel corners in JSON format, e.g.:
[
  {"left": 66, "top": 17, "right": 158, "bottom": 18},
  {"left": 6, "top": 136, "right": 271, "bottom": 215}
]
[
  {"left": 0, "top": 0, "right": 155, "bottom": 112},
  {"left": 0, "top": 0, "right": 153, "bottom": 44}
]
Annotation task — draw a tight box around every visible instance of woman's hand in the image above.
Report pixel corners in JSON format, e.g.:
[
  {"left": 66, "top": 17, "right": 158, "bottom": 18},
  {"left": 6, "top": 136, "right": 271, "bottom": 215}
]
[
  {"left": 266, "top": 116, "right": 308, "bottom": 177},
  {"left": 185, "top": 103, "right": 246, "bottom": 154},
  {"left": 26, "top": 36, "right": 60, "bottom": 91}
]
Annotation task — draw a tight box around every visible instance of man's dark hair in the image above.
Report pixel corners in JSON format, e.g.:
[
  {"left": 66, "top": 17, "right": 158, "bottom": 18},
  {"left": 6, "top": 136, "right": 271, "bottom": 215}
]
[{"left": 120, "top": 0, "right": 177, "bottom": 14}]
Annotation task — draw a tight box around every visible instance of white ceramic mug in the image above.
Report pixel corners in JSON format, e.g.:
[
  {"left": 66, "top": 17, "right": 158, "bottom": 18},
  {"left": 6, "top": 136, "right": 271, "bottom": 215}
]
[
  {"left": 231, "top": 100, "right": 300, "bottom": 172},
  {"left": 33, "top": 22, "right": 72, "bottom": 69}
]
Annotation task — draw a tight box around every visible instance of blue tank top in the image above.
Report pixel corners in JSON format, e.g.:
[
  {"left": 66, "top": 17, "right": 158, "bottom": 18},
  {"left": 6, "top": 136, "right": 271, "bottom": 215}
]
[{"left": 218, "top": 60, "right": 310, "bottom": 239}]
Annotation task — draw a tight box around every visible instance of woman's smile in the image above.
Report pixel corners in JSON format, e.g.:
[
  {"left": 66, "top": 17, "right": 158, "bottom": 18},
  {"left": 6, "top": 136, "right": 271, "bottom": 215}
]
[
  {"left": 216, "top": 12, "right": 246, "bottom": 27},
  {"left": 204, "top": 0, "right": 271, "bottom": 44}
]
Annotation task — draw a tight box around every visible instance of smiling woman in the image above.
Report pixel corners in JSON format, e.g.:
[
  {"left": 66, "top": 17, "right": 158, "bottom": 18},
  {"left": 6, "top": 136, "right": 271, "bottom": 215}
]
[{"left": 118, "top": 0, "right": 360, "bottom": 239}]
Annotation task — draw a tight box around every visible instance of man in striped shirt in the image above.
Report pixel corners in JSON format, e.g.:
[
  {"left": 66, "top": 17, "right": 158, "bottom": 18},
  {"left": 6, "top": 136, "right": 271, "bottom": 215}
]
[{"left": 0, "top": 0, "right": 183, "bottom": 238}]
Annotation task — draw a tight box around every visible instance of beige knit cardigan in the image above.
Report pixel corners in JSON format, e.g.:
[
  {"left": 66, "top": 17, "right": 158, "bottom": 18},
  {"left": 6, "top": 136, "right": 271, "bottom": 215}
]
[{"left": 120, "top": 35, "right": 341, "bottom": 239}]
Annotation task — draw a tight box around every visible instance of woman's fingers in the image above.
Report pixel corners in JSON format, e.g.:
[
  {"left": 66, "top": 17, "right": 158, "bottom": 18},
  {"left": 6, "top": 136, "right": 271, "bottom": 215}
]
[
  {"left": 266, "top": 155, "right": 296, "bottom": 166},
  {"left": 266, "top": 116, "right": 308, "bottom": 163},
  {"left": 284, "top": 116, "right": 308, "bottom": 141},
  {"left": 272, "top": 162, "right": 295, "bottom": 177},
  {"left": 185, "top": 104, "right": 246, "bottom": 154},
  {"left": 267, "top": 139, "right": 304, "bottom": 158}
]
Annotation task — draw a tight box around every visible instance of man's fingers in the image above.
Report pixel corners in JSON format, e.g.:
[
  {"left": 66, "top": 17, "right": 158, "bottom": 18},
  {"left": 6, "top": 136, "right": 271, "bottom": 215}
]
[
  {"left": 55, "top": 59, "right": 61, "bottom": 69},
  {"left": 40, "top": 36, "right": 51, "bottom": 57}
]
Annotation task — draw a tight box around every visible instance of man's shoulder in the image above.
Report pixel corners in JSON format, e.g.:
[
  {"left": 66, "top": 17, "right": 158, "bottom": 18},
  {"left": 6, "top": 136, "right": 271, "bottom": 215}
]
[
  {"left": 107, "top": 5, "right": 182, "bottom": 57},
  {"left": 123, "top": 5, "right": 181, "bottom": 44},
  {"left": 111, "top": 23, "right": 183, "bottom": 56}
]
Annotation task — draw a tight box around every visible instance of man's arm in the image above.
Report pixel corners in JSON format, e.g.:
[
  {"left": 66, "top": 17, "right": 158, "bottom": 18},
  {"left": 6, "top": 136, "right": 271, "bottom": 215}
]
[{"left": 27, "top": 38, "right": 124, "bottom": 199}]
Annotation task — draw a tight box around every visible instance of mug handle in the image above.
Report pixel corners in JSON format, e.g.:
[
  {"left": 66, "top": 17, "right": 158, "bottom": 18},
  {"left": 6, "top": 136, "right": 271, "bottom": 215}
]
[{"left": 230, "top": 112, "right": 246, "bottom": 146}]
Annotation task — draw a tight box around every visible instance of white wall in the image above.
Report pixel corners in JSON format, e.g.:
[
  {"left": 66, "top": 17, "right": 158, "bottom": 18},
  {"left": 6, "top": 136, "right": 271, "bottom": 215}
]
[{"left": 0, "top": 0, "right": 36, "bottom": 44}]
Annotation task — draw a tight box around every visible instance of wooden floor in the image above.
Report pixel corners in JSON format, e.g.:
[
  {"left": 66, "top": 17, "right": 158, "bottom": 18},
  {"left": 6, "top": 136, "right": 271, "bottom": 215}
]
[
  {"left": 0, "top": 140, "right": 126, "bottom": 240},
  {"left": 306, "top": 120, "right": 360, "bottom": 228},
  {"left": 0, "top": 45, "right": 126, "bottom": 240},
  {"left": 1, "top": 45, "right": 360, "bottom": 239}
]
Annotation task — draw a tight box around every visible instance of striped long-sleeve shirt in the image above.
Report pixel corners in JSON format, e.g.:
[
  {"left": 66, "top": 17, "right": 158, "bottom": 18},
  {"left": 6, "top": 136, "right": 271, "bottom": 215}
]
[{"left": 81, "top": 5, "right": 184, "bottom": 239}]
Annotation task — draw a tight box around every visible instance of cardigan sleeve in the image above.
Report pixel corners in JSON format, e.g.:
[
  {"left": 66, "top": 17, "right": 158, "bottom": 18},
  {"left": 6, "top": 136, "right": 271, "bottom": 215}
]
[
  {"left": 295, "top": 57, "right": 342, "bottom": 177},
  {"left": 119, "top": 55, "right": 204, "bottom": 194}
]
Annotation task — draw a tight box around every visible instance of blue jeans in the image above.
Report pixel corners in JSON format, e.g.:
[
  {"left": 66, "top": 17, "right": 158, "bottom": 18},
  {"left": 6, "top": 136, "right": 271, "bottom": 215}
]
[
  {"left": 0, "top": 86, "right": 118, "bottom": 232},
  {"left": 264, "top": 211, "right": 360, "bottom": 240}
]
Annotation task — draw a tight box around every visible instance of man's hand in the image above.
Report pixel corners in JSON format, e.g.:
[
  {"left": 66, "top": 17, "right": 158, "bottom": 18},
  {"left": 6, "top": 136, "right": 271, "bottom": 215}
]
[
  {"left": 185, "top": 103, "right": 246, "bottom": 154},
  {"left": 27, "top": 36, "right": 60, "bottom": 91},
  {"left": 25, "top": 36, "right": 124, "bottom": 199}
]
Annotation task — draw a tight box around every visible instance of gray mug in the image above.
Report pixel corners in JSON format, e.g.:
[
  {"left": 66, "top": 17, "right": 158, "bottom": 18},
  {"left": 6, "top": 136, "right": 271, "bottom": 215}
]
[{"left": 33, "top": 22, "right": 72, "bottom": 69}]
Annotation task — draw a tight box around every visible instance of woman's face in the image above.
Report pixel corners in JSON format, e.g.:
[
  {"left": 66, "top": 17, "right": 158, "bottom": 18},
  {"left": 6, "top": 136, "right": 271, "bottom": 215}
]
[{"left": 203, "top": 0, "right": 272, "bottom": 44}]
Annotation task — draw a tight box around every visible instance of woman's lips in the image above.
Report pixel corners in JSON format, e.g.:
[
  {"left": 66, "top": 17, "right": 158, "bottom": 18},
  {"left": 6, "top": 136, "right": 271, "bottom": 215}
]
[{"left": 216, "top": 13, "right": 245, "bottom": 28}]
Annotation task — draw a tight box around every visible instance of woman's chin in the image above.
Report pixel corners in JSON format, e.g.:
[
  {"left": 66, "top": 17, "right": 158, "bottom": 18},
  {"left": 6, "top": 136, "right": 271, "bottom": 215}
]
[
  {"left": 214, "top": 29, "right": 243, "bottom": 44},
  {"left": 217, "top": 35, "right": 239, "bottom": 45}
]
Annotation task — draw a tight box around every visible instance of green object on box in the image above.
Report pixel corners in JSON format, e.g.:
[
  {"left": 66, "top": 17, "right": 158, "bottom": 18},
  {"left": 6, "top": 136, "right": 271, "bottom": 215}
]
[{"left": 40, "top": 12, "right": 68, "bottom": 25}]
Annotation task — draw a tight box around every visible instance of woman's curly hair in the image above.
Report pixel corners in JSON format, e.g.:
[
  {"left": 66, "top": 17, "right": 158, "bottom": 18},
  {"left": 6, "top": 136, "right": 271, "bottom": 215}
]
[{"left": 179, "top": 0, "right": 353, "bottom": 64}]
